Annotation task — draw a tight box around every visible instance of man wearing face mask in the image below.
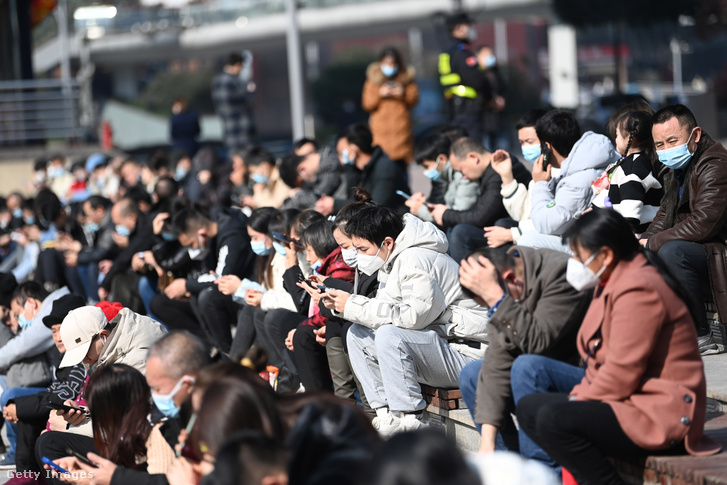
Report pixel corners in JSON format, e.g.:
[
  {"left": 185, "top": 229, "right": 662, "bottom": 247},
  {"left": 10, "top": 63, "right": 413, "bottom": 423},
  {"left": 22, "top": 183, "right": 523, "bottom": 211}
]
[
  {"left": 438, "top": 12, "right": 493, "bottom": 142},
  {"left": 640, "top": 104, "right": 727, "bottom": 355},
  {"left": 324, "top": 206, "right": 489, "bottom": 436},
  {"left": 98, "top": 198, "right": 155, "bottom": 309},
  {"left": 155, "top": 208, "right": 256, "bottom": 352},
  {"left": 457, "top": 247, "right": 590, "bottom": 462}
]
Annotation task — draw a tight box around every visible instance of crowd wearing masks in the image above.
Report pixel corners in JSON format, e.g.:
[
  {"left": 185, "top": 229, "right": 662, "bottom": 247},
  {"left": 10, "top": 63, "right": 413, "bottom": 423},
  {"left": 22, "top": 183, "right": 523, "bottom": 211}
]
[{"left": 0, "top": 98, "right": 723, "bottom": 485}]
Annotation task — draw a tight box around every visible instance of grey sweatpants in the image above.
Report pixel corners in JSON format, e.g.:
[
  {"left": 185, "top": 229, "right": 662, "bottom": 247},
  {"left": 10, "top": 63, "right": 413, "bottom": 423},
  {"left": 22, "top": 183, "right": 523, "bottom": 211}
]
[{"left": 347, "top": 324, "right": 473, "bottom": 413}]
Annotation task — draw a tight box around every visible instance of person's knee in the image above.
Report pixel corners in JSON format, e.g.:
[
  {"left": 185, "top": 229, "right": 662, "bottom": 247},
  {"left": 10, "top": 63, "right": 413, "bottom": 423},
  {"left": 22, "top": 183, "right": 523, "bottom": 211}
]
[
  {"left": 373, "top": 324, "right": 403, "bottom": 349},
  {"left": 657, "top": 240, "right": 685, "bottom": 264},
  {"left": 292, "top": 326, "right": 310, "bottom": 349}
]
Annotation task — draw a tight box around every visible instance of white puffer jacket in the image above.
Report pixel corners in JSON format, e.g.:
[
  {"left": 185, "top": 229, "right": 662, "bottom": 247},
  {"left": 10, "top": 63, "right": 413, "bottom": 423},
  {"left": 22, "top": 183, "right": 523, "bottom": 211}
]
[{"left": 343, "top": 214, "right": 489, "bottom": 359}]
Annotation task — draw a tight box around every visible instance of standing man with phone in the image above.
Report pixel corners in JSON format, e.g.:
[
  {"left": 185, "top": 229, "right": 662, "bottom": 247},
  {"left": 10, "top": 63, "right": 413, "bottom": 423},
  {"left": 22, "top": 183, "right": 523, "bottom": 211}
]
[{"left": 518, "top": 110, "right": 617, "bottom": 252}]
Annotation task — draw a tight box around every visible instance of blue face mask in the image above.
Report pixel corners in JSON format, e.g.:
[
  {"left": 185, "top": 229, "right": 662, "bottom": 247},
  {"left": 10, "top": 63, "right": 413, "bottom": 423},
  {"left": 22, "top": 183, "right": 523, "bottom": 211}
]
[
  {"left": 273, "top": 241, "right": 287, "bottom": 256},
  {"left": 151, "top": 376, "right": 192, "bottom": 418},
  {"left": 521, "top": 144, "right": 542, "bottom": 163},
  {"left": 312, "top": 260, "right": 322, "bottom": 273},
  {"left": 342, "top": 149, "right": 354, "bottom": 166},
  {"left": 423, "top": 159, "right": 443, "bottom": 182},
  {"left": 251, "top": 173, "right": 269, "bottom": 185},
  {"left": 484, "top": 55, "right": 497, "bottom": 68},
  {"left": 115, "top": 224, "right": 131, "bottom": 237},
  {"left": 161, "top": 232, "right": 176, "bottom": 242},
  {"left": 18, "top": 313, "right": 32, "bottom": 330},
  {"left": 85, "top": 222, "right": 99, "bottom": 233},
  {"left": 381, "top": 64, "right": 399, "bottom": 78},
  {"left": 251, "top": 240, "right": 271, "bottom": 256},
  {"left": 24, "top": 217, "right": 35, "bottom": 226},
  {"left": 49, "top": 167, "right": 66, "bottom": 180},
  {"left": 657, "top": 129, "right": 695, "bottom": 170},
  {"left": 174, "top": 167, "right": 188, "bottom": 181},
  {"left": 12, "top": 209, "right": 22, "bottom": 219}
]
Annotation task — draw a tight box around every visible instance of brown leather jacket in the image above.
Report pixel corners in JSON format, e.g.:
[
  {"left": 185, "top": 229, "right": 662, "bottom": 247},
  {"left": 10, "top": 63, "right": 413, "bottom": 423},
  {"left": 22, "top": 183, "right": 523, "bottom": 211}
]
[{"left": 642, "top": 134, "right": 727, "bottom": 322}]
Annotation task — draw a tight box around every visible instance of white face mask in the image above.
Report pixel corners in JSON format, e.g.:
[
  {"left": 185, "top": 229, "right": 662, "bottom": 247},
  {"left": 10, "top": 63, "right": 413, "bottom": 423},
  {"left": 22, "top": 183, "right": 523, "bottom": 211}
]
[
  {"left": 357, "top": 241, "right": 389, "bottom": 276},
  {"left": 188, "top": 234, "right": 210, "bottom": 261},
  {"left": 566, "top": 251, "right": 606, "bottom": 291},
  {"left": 341, "top": 248, "right": 358, "bottom": 268}
]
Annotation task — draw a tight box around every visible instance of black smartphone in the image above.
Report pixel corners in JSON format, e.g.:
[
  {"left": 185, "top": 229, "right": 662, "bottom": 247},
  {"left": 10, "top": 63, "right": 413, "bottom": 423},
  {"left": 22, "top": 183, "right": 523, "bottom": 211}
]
[
  {"left": 273, "top": 231, "right": 302, "bottom": 248},
  {"left": 316, "top": 285, "right": 329, "bottom": 292},
  {"left": 44, "top": 401, "right": 89, "bottom": 416},
  {"left": 65, "top": 448, "right": 97, "bottom": 468},
  {"left": 541, "top": 143, "right": 552, "bottom": 169},
  {"left": 297, "top": 274, "right": 315, "bottom": 288}
]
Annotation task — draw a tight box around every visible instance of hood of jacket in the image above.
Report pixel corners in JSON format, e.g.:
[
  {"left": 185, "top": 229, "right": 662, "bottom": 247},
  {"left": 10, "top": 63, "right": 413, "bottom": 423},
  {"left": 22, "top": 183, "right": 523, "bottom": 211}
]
[
  {"left": 384, "top": 214, "right": 448, "bottom": 272},
  {"left": 366, "top": 62, "right": 415, "bottom": 86},
  {"left": 560, "top": 131, "right": 617, "bottom": 178}
]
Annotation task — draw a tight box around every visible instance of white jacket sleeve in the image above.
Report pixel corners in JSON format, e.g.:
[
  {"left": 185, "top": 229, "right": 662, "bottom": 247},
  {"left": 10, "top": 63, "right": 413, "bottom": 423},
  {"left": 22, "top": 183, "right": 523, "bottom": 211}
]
[
  {"left": 501, "top": 181, "right": 530, "bottom": 222},
  {"left": 260, "top": 289, "right": 297, "bottom": 312},
  {"left": 342, "top": 268, "right": 447, "bottom": 330},
  {"left": 530, "top": 179, "right": 591, "bottom": 236}
]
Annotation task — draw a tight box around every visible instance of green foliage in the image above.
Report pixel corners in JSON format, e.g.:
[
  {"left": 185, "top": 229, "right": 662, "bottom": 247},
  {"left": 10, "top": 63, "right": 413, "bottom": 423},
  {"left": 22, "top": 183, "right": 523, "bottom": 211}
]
[
  {"left": 133, "top": 68, "right": 216, "bottom": 116},
  {"left": 551, "top": 0, "right": 695, "bottom": 27}
]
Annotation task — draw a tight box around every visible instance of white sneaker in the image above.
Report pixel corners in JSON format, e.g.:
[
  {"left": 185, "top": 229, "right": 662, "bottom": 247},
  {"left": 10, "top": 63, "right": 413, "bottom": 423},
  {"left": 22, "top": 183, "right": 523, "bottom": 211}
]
[
  {"left": 397, "top": 413, "right": 425, "bottom": 432},
  {"left": 372, "top": 408, "right": 400, "bottom": 438}
]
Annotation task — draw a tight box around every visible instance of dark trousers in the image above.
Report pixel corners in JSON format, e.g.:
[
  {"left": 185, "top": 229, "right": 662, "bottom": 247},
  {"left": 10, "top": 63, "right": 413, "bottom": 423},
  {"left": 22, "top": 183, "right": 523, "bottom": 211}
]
[
  {"left": 35, "top": 249, "right": 85, "bottom": 296},
  {"left": 657, "top": 241, "right": 710, "bottom": 336},
  {"left": 150, "top": 294, "right": 208, "bottom": 345},
  {"left": 293, "top": 325, "right": 333, "bottom": 392},
  {"left": 259, "top": 309, "right": 304, "bottom": 392},
  {"left": 517, "top": 393, "right": 652, "bottom": 485},
  {"left": 229, "top": 305, "right": 266, "bottom": 360},
  {"left": 110, "top": 271, "right": 145, "bottom": 314},
  {"left": 35, "top": 431, "right": 97, "bottom": 485},
  {"left": 447, "top": 224, "right": 488, "bottom": 264},
  {"left": 196, "top": 287, "right": 239, "bottom": 353},
  {"left": 16, "top": 419, "right": 46, "bottom": 473},
  {"left": 450, "top": 100, "right": 483, "bottom": 142}
]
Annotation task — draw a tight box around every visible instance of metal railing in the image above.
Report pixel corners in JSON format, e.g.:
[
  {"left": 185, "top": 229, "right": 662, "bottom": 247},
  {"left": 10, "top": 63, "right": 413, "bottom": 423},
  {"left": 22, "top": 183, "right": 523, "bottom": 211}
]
[{"left": 0, "top": 79, "right": 83, "bottom": 146}]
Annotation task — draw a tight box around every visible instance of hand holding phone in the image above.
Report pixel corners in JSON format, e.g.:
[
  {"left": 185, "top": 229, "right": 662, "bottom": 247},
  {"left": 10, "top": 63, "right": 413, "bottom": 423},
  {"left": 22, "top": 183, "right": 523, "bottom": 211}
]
[
  {"left": 45, "top": 401, "right": 90, "bottom": 416},
  {"left": 65, "top": 448, "right": 98, "bottom": 468},
  {"left": 396, "top": 190, "right": 411, "bottom": 200},
  {"left": 43, "top": 457, "right": 71, "bottom": 475}
]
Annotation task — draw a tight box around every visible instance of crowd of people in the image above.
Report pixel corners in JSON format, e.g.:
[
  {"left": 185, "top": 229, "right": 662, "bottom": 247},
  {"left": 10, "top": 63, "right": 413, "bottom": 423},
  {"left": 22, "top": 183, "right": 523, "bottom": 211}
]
[{"left": 0, "top": 46, "right": 725, "bottom": 484}]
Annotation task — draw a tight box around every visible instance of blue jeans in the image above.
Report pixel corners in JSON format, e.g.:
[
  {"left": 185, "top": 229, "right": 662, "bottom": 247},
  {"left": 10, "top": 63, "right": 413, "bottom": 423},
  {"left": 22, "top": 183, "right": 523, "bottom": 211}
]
[
  {"left": 77, "top": 263, "right": 100, "bottom": 303},
  {"left": 447, "top": 224, "right": 488, "bottom": 264},
  {"left": 138, "top": 276, "right": 161, "bottom": 323},
  {"left": 459, "top": 359, "right": 522, "bottom": 452},
  {"left": 0, "top": 384, "right": 46, "bottom": 461},
  {"left": 511, "top": 355, "right": 585, "bottom": 469}
]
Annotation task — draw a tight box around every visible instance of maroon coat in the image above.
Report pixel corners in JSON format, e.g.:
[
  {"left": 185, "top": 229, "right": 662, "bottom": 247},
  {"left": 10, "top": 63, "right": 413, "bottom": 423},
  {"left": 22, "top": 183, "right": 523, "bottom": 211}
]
[{"left": 570, "top": 253, "right": 721, "bottom": 456}]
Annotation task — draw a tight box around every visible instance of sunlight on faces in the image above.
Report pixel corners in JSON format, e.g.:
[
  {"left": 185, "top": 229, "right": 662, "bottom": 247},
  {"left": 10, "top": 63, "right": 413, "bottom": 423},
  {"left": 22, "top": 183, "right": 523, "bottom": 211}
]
[
  {"left": 51, "top": 324, "right": 66, "bottom": 353},
  {"left": 652, "top": 116, "right": 700, "bottom": 151},
  {"left": 570, "top": 241, "right": 615, "bottom": 282},
  {"left": 82, "top": 201, "right": 105, "bottom": 225},
  {"left": 453, "top": 151, "right": 490, "bottom": 181},
  {"left": 333, "top": 227, "right": 353, "bottom": 250},
  {"left": 350, "top": 235, "right": 394, "bottom": 259},
  {"left": 82, "top": 329, "right": 109, "bottom": 365},
  {"left": 146, "top": 356, "right": 193, "bottom": 407},
  {"left": 421, "top": 154, "right": 447, "bottom": 174},
  {"left": 304, "top": 244, "right": 319, "bottom": 266},
  {"left": 247, "top": 227, "right": 272, "bottom": 249},
  {"left": 517, "top": 126, "right": 539, "bottom": 147},
  {"left": 615, "top": 127, "right": 631, "bottom": 156}
]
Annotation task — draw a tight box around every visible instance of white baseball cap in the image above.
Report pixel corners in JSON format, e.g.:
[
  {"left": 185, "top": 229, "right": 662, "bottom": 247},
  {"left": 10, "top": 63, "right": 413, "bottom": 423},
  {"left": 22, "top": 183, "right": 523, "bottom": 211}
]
[{"left": 59, "top": 306, "right": 108, "bottom": 368}]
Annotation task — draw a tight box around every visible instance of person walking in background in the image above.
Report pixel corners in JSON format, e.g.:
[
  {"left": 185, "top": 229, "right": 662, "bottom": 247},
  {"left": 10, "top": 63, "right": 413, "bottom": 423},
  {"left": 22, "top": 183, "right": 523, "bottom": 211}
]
[
  {"left": 212, "top": 53, "right": 254, "bottom": 154},
  {"left": 362, "top": 47, "right": 419, "bottom": 163},
  {"left": 170, "top": 98, "right": 200, "bottom": 158},
  {"left": 476, "top": 45, "right": 507, "bottom": 152}
]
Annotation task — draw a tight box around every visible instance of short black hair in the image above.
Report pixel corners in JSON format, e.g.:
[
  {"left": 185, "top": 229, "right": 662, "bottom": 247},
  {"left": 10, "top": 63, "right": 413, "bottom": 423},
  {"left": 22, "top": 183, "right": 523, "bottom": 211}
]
[
  {"left": 247, "top": 207, "right": 281, "bottom": 235},
  {"left": 336, "top": 123, "right": 373, "bottom": 155},
  {"left": 12, "top": 281, "right": 49, "bottom": 307},
  {"left": 278, "top": 153, "right": 305, "bottom": 188},
  {"left": 450, "top": 137, "right": 488, "bottom": 161},
  {"left": 441, "top": 126, "right": 469, "bottom": 142},
  {"left": 244, "top": 146, "right": 276, "bottom": 167},
  {"left": 379, "top": 46, "right": 405, "bottom": 72},
  {"left": 124, "top": 186, "right": 152, "bottom": 207},
  {"left": 170, "top": 149, "right": 190, "bottom": 167},
  {"left": 515, "top": 108, "right": 549, "bottom": 131},
  {"left": 301, "top": 219, "right": 339, "bottom": 259},
  {"left": 171, "top": 209, "right": 211, "bottom": 236},
  {"left": 414, "top": 133, "right": 452, "bottom": 166},
  {"left": 269, "top": 208, "right": 300, "bottom": 239},
  {"left": 226, "top": 52, "right": 244, "bottom": 67},
  {"left": 652, "top": 104, "right": 697, "bottom": 133},
  {"left": 116, "top": 198, "right": 141, "bottom": 218},
  {"left": 34, "top": 157, "right": 47, "bottom": 172},
  {"left": 211, "top": 431, "right": 288, "bottom": 485},
  {"left": 460, "top": 247, "right": 513, "bottom": 299},
  {"left": 293, "top": 138, "right": 319, "bottom": 151},
  {"left": 534, "top": 109, "right": 581, "bottom": 158},
  {"left": 344, "top": 205, "right": 403, "bottom": 246},
  {"left": 85, "top": 195, "right": 111, "bottom": 211},
  {"left": 292, "top": 210, "right": 325, "bottom": 239},
  {"left": 154, "top": 176, "right": 179, "bottom": 202}
]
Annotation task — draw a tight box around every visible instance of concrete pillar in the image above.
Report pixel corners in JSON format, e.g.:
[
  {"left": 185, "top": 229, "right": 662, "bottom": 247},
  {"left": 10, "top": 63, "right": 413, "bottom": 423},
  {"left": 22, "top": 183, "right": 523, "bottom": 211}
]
[{"left": 547, "top": 24, "right": 579, "bottom": 109}]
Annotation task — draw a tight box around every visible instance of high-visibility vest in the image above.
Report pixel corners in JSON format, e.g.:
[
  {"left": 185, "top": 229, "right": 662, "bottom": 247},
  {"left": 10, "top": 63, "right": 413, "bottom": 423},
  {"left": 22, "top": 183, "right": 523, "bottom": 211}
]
[{"left": 438, "top": 52, "right": 478, "bottom": 100}]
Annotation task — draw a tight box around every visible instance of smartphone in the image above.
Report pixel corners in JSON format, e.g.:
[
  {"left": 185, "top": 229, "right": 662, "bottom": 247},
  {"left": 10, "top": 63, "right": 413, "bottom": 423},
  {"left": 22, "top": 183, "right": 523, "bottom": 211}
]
[
  {"left": 541, "top": 143, "right": 552, "bottom": 169},
  {"left": 297, "top": 274, "right": 315, "bottom": 288},
  {"left": 45, "top": 401, "right": 90, "bottom": 416},
  {"left": 43, "top": 457, "right": 70, "bottom": 475},
  {"left": 396, "top": 190, "right": 411, "bottom": 200},
  {"left": 273, "top": 231, "right": 302, "bottom": 248},
  {"left": 316, "top": 285, "right": 329, "bottom": 292},
  {"left": 65, "top": 448, "right": 97, "bottom": 468}
]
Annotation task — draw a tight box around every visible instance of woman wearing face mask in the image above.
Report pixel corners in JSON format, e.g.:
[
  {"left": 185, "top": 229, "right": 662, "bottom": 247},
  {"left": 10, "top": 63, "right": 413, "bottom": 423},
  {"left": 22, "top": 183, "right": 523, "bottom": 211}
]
[
  {"left": 216, "top": 208, "right": 297, "bottom": 359},
  {"left": 244, "top": 147, "right": 291, "bottom": 210},
  {"left": 284, "top": 219, "right": 355, "bottom": 392},
  {"left": 324, "top": 206, "right": 488, "bottom": 435},
  {"left": 515, "top": 209, "right": 721, "bottom": 485},
  {"left": 406, "top": 133, "right": 480, "bottom": 225},
  {"left": 362, "top": 46, "right": 419, "bottom": 163}
]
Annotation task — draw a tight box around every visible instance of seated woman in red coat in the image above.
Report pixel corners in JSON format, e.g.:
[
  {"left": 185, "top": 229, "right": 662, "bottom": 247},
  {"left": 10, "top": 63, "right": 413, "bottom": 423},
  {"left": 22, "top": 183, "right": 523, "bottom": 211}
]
[{"left": 515, "top": 209, "right": 721, "bottom": 485}]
